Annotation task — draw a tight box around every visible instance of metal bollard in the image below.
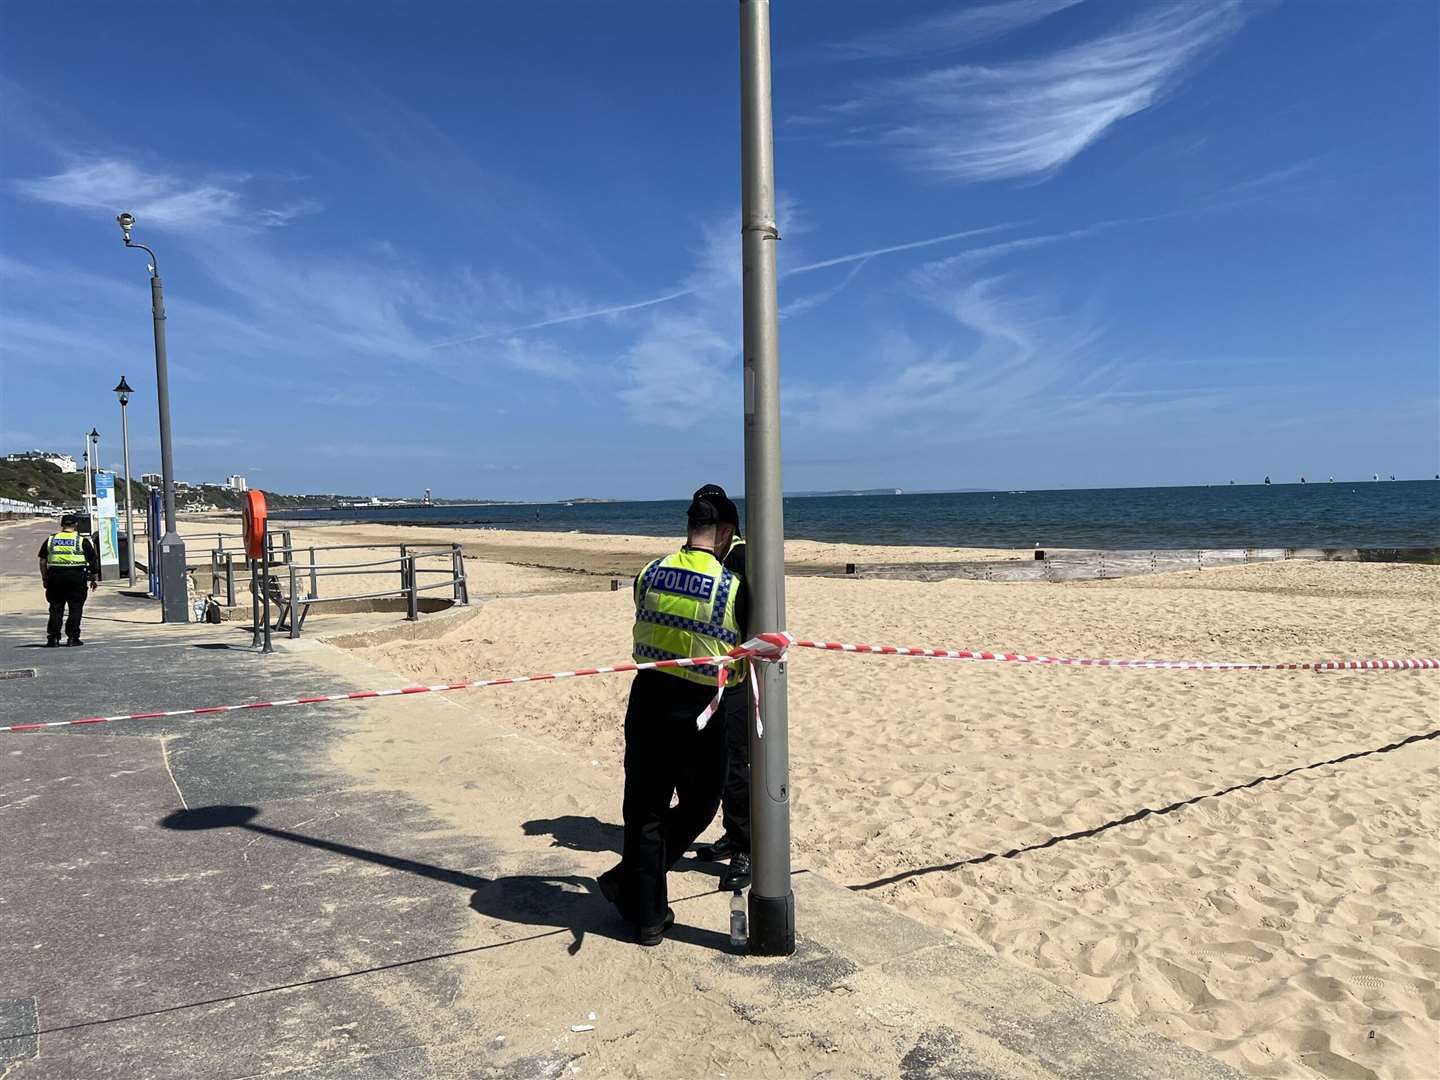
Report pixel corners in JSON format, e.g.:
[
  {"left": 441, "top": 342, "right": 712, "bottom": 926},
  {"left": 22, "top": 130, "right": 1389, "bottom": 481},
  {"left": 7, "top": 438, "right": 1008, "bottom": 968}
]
[
  {"left": 405, "top": 555, "right": 419, "bottom": 621},
  {"left": 226, "top": 555, "right": 235, "bottom": 607},
  {"left": 261, "top": 527, "right": 273, "bottom": 653},
  {"left": 453, "top": 546, "right": 469, "bottom": 604},
  {"left": 250, "top": 557, "right": 261, "bottom": 648},
  {"left": 288, "top": 551, "right": 300, "bottom": 639},
  {"left": 309, "top": 547, "right": 318, "bottom": 599}
]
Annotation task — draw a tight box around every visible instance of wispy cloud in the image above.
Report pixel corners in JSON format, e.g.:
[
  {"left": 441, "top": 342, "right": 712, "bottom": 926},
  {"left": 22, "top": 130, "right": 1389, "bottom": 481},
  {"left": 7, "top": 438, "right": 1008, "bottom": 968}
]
[
  {"left": 431, "top": 222, "right": 1019, "bottom": 345},
  {"left": 428, "top": 287, "right": 697, "bottom": 349},
  {"left": 783, "top": 270, "right": 1212, "bottom": 452},
  {"left": 14, "top": 158, "right": 318, "bottom": 231},
  {"left": 831, "top": 2, "right": 1248, "bottom": 183},
  {"left": 782, "top": 258, "right": 870, "bottom": 320},
  {"left": 828, "top": 0, "right": 1083, "bottom": 60},
  {"left": 785, "top": 223, "right": 1015, "bottom": 274},
  {"left": 1191, "top": 156, "right": 1331, "bottom": 213},
  {"left": 616, "top": 312, "right": 738, "bottom": 426}
]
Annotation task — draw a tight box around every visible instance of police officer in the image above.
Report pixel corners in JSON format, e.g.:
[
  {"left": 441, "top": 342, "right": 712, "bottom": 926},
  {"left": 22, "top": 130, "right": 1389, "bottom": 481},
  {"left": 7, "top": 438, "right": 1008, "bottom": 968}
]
[
  {"left": 598, "top": 493, "right": 743, "bottom": 945},
  {"left": 691, "top": 484, "right": 752, "bottom": 890},
  {"left": 38, "top": 513, "right": 100, "bottom": 647}
]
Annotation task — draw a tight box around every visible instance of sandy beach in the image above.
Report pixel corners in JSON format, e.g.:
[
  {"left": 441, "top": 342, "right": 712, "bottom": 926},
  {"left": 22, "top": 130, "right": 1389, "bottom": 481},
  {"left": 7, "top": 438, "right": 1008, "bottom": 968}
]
[
  {"left": 299, "top": 520, "right": 1438, "bottom": 1080},
  {"left": 8, "top": 515, "right": 1438, "bottom": 1077}
]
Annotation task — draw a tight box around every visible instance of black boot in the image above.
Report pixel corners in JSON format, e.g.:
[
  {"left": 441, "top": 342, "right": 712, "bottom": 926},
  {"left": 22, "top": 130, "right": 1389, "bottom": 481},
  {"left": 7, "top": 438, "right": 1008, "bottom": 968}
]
[
  {"left": 637, "top": 908, "right": 675, "bottom": 947},
  {"left": 694, "top": 834, "right": 741, "bottom": 862},
  {"left": 720, "top": 852, "right": 751, "bottom": 891}
]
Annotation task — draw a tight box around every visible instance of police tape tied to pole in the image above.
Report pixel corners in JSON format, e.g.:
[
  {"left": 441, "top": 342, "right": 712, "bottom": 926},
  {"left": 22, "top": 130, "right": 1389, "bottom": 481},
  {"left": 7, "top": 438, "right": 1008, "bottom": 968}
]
[{"left": 4, "top": 632, "right": 1437, "bottom": 736}]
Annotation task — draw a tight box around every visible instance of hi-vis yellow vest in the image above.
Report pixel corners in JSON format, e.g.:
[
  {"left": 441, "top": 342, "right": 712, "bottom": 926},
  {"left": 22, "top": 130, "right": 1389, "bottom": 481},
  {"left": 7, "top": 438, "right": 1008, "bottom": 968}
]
[
  {"left": 46, "top": 531, "right": 88, "bottom": 568},
  {"left": 632, "top": 548, "right": 740, "bottom": 687}
]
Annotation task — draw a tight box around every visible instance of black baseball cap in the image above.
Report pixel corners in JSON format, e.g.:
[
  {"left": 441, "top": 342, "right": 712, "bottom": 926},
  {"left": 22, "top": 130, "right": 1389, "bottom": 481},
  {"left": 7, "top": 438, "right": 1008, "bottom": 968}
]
[
  {"left": 692, "top": 484, "right": 739, "bottom": 528},
  {"left": 60, "top": 512, "right": 78, "bottom": 527}
]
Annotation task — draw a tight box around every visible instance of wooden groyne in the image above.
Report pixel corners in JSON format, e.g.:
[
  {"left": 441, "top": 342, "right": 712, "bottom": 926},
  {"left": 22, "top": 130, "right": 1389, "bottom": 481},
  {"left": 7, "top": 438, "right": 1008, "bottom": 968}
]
[{"left": 842, "top": 547, "right": 1440, "bottom": 584}]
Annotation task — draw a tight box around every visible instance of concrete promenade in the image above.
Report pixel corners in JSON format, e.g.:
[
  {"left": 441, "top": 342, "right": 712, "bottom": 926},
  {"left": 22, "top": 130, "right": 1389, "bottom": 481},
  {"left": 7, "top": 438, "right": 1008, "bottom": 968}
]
[{"left": 1, "top": 521, "right": 1238, "bottom": 1079}]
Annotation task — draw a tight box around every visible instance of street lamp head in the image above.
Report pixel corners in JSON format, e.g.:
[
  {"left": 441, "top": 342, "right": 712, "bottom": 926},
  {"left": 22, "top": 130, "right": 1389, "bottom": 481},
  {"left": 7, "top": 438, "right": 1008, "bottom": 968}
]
[
  {"left": 116, "top": 212, "right": 135, "bottom": 241},
  {"left": 114, "top": 375, "right": 134, "bottom": 404},
  {"left": 89, "top": 427, "right": 100, "bottom": 439}
]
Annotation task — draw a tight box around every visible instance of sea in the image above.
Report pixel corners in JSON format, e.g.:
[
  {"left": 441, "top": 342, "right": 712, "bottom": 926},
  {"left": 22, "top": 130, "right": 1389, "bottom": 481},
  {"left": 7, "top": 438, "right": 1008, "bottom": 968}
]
[{"left": 269, "top": 481, "right": 1440, "bottom": 551}]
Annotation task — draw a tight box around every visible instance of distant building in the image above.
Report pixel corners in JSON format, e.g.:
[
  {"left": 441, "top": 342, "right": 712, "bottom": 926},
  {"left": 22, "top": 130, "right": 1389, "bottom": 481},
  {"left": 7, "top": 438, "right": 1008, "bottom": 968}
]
[
  {"left": 140, "top": 472, "right": 162, "bottom": 487},
  {"left": 225, "top": 474, "right": 248, "bottom": 491},
  {"left": 423, "top": 488, "right": 432, "bottom": 506},
  {"left": 4, "top": 450, "right": 77, "bottom": 473}
]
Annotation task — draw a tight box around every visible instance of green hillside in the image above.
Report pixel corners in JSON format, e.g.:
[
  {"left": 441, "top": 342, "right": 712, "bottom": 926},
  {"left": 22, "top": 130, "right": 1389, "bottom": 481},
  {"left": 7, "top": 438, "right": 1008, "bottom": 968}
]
[
  {"left": 0, "top": 459, "right": 353, "bottom": 511},
  {"left": 0, "top": 459, "right": 147, "bottom": 508}
]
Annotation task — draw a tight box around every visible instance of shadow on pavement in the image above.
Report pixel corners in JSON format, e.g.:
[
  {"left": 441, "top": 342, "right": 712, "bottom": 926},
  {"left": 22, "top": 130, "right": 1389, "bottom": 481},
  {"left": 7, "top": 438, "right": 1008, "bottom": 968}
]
[
  {"left": 162, "top": 806, "right": 731, "bottom": 956},
  {"left": 522, "top": 814, "right": 724, "bottom": 879},
  {"left": 523, "top": 814, "right": 622, "bottom": 854}
]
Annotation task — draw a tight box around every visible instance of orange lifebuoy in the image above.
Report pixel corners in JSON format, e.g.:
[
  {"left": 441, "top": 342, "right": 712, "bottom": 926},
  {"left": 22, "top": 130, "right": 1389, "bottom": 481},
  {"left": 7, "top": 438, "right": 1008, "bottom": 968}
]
[{"left": 242, "top": 490, "right": 268, "bottom": 560}]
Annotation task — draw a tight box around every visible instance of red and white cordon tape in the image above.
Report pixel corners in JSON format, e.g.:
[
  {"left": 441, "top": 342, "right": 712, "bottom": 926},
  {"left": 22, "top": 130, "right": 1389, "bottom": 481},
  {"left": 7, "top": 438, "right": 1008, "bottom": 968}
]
[
  {"left": 785, "top": 637, "right": 1440, "bottom": 672},
  {"left": 2, "top": 631, "right": 1434, "bottom": 735},
  {"left": 0, "top": 636, "right": 787, "bottom": 736}
]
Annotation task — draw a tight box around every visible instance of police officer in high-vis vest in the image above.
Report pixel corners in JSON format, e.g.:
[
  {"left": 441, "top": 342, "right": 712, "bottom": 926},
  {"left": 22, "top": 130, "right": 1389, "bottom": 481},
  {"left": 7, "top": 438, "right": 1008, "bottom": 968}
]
[
  {"left": 690, "top": 484, "right": 752, "bottom": 890},
  {"left": 37, "top": 513, "right": 100, "bottom": 646},
  {"left": 598, "top": 492, "right": 745, "bottom": 945}
]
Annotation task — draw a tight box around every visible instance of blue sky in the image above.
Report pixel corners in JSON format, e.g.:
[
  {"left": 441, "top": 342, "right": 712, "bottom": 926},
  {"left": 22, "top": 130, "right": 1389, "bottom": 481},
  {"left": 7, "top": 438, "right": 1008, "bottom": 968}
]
[{"left": 2, "top": 1, "right": 1436, "bottom": 500}]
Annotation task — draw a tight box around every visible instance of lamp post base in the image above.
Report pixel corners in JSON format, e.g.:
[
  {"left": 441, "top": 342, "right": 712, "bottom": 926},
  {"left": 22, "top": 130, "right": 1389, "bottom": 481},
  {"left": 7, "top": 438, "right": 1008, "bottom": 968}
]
[
  {"left": 158, "top": 532, "right": 190, "bottom": 623},
  {"left": 748, "top": 889, "right": 795, "bottom": 956}
]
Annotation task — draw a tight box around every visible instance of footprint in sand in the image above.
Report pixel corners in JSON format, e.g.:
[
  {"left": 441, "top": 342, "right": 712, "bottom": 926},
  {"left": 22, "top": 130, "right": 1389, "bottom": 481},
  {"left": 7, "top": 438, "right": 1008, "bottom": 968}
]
[
  {"left": 1082, "top": 932, "right": 1139, "bottom": 977},
  {"left": 1193, "top": 939, "right": 1275, "bottom": 966}
]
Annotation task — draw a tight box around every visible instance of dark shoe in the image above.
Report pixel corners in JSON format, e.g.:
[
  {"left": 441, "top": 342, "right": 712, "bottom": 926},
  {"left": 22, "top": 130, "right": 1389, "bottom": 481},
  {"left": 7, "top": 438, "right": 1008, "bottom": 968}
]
[
  {"left": 45, "top": 639, "right": 59, "bottom": 648},
  {"left": 637, "top": 908, "right": 675, "bottom": 947},
  {"left": 694, "top": 835, "right": 741, "bottom": 862},
  {"left": 597, "top": 867, "right": 623, "bottom": 909},
  {"left": 720, "top": 853, "right": 752, "bottom": 891},
  {"left": 66, "top": 638, "right": 83, "bottom": 647}
]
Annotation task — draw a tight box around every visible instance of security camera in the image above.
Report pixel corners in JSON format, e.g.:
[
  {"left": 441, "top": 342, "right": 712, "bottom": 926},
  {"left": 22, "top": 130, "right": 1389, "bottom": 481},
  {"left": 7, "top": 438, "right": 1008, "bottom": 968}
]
[{"left": 116, "top": 212, "right": 135, "bottom": 239}]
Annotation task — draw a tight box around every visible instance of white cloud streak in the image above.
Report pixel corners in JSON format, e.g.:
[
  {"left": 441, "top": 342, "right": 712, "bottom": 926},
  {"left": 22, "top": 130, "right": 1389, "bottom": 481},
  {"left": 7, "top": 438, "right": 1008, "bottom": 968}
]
[
  {"left": 616, "top": 313, "right": 737, "bottom": 426},
  {"left": 429, "top": 288, "right": 698, "bottom": 349},
  {"left": 781, "top": 257, "right": 870, "bottom": 320},
  {"left": 430, "top": 222, "right": 1020, "bottom": 346},
  {"left": 836, "top": 2, "right": 1247, "bottom": 183},
  {"left": 14, "top": 158, "right": 317, "bottom": 231},
  {"left": 785, "top": 223, "right": 1015, "bottom": 274},
  {"left": 829, "top": 0, "right": 1084, "bottom": 60}
]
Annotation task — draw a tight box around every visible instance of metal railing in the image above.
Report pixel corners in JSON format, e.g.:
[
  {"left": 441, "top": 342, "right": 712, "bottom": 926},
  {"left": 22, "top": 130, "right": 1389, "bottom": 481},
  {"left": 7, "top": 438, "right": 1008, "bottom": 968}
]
[{"left": 209, "top": 536, "right": 469, "bottom": 644}]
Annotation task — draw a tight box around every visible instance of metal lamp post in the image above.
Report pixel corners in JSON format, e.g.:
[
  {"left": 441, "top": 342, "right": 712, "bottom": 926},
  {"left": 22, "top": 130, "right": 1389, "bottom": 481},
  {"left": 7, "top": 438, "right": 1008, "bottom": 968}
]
[
  {"left": 114, "top": 376, "right": 136, "bottom": 586},
  {"left": 739, "top": 0, "right": 794, "bottom": 955},
  {"left": 81, "top": 435, "right": 91, "bottom": 518},
  {"left": 87, "top": 428, "right": 100, "bottom": 524},
  {"left": 116, "top": 213, "right": 188, "bottom": 622}
]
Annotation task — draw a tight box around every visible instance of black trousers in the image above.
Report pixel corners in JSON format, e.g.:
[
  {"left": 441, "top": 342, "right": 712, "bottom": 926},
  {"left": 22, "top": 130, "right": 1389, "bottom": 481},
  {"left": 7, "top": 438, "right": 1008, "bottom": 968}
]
[
  {"left": 719, "top": 679, "right": 752, "bottom": 852},
  {"left": 45, "top": 571, "right": 89, "bottom": 641},
  {"left": 616, "top": 670, "right": 727, "bottom": 929}
]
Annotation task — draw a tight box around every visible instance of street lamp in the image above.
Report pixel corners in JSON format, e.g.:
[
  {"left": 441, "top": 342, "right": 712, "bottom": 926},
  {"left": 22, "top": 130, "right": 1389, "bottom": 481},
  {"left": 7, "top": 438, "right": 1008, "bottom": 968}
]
[
  {"left": 114, "top": 376, "right": 136, "bottom": 586},
  {"left": 740, "top": 0, "right": 794, "bottom": 955},
  {"left": 117, "top": 212, "right": 188, "bottom": 622},
  {"left": 87, "top": 428, "right": 100, "bottom": 524}
]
